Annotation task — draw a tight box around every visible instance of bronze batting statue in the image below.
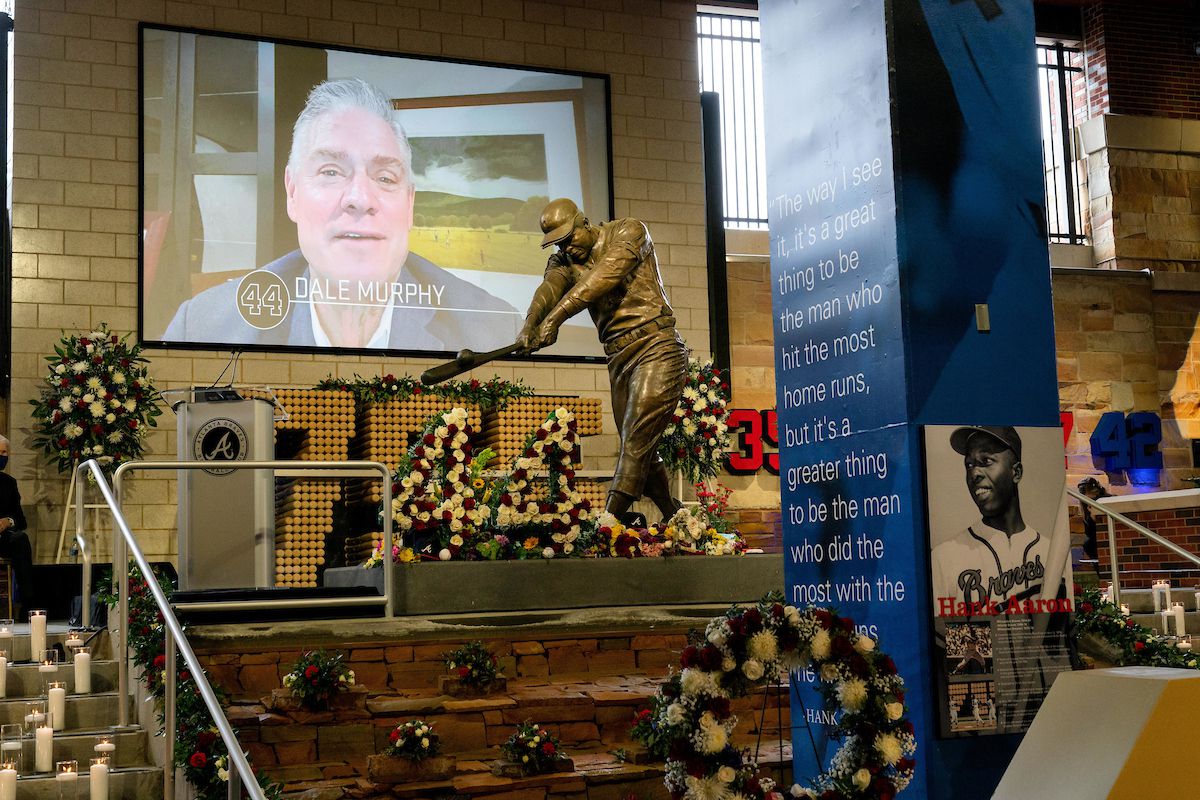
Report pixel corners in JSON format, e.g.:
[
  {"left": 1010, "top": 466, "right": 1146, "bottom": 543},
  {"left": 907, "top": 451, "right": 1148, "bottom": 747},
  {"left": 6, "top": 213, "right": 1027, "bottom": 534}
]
[
  {"left": 423, "top": 198, "right": 687, "bottom": 520},
  {"left": 523, "top": 198, "right": 689, "bottom": 520}
]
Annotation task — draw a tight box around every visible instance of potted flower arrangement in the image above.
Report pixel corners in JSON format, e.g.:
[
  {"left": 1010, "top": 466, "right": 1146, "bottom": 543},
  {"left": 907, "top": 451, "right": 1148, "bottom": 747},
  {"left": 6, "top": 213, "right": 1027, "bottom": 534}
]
[
  {"left": 493, "top": 721, "right": 572, "bottom": 777},
  {"left": 440, "top": 640, "right": 506, "bottom": 696},
  {"left": 277, "top": 650, "right": 359, "bottom": 711},
  {"left": 367, "top": 719, "right": 456, "bottom": 784},
  {"left": 29, "top": 323, "right": 161, "bottom": 476}
]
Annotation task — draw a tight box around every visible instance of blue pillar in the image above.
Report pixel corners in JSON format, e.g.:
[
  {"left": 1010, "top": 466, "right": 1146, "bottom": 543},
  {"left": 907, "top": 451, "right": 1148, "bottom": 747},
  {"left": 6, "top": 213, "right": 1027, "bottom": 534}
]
[{"left": 761, "top": 1, "right": 1057, "bottom": 796}]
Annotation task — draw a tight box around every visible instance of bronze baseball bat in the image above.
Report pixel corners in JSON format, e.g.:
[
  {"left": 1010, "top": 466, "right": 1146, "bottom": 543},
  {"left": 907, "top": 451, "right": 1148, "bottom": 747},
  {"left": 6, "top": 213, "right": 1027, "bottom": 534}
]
[{"left": 420, "top": 342, "right": 523, "bottom": 385}]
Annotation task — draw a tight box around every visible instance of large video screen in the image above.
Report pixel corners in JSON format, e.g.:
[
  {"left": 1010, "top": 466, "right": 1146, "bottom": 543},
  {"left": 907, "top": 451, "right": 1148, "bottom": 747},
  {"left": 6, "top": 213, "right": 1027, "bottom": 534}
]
[{"left": 140, "top": 25, "right": 611, "bottom": 360}]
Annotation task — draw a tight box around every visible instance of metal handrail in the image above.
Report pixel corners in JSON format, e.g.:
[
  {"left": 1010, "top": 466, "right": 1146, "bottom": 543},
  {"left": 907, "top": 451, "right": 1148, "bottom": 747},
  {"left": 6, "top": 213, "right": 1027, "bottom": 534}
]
[
  {"left": 1067, "top": 487, "right": 1200, "bottom": 608},
  {"left": 104, "top": 459, "right": 393, "bottom": 730},
  {"left": 74, "top": 459, "right": 267, "bottom": 800},
  {"left": 72, "top": 479, "right": 93, "bottom": 627}
]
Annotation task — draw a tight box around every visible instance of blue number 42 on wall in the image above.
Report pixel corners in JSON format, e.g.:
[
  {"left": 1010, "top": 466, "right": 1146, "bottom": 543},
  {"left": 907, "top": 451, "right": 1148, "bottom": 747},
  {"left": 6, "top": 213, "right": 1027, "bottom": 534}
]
[{"left": 1090, "top": 411, "right": 1163, "bottom": 471}]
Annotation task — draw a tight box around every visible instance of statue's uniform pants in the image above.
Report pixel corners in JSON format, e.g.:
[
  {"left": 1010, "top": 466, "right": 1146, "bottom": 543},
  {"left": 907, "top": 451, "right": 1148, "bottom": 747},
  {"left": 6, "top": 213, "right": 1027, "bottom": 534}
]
[{"left": 605, "top": 327, "right": 688, "bottom": 502}]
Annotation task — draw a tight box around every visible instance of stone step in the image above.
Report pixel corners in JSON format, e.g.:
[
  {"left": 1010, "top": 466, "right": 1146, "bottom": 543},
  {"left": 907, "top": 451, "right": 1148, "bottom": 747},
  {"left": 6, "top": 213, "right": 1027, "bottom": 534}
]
[
  {"left": 0, "top": 727, "right": 148, "bottom": 770},
  {"left": 0, "top": 660, "right": 117, "bottom": 697},
  {"left": 235, "top": 674, "right": 791, "bottom": 788},
  {"left": 1115, "top": 587, "right": 1200, "bottom": 614},
  {"left": 0, "top": 630, "right": 111, "bottom": 663},
  {"left": 273, "top": 740, "right": 793, "bottom": 800},
  {"left": 9, "top": 766, "right": 161, "bottom": 800},
  {"left": 0, "top": 691, "right": 132, "bottom": 730}
]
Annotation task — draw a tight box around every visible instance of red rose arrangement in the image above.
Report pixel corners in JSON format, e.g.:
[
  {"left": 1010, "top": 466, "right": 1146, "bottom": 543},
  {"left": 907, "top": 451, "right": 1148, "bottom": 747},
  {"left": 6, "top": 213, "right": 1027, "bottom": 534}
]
[
  {"left": 442, "top": 641, "right": 502, "bottom": 690},
  {"left": 282, "top": 650, "right": 355, "bottom": 710},
  {"left": 500, "top": 721, "right": 567, "bottom": 775}
]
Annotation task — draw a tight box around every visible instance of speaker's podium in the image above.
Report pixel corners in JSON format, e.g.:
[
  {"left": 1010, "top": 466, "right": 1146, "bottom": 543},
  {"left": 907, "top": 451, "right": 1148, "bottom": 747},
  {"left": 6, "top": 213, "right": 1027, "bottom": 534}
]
[{"left": 172, "top": 388, "right": 275, "bottom": 591}]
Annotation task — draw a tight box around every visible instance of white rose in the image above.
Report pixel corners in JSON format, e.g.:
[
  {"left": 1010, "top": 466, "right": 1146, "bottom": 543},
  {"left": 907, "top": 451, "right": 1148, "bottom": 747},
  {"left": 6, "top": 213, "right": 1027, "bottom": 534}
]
[
  {"left": 82, "top": 393, "right": 95, "bottom": 403},
  {"left": 854, "top": 635, "right": 876, "bottom": 653},
  {"left": 853, "top": 768, "right": 871, "bottom": 790},
  {"left": 742, "top": 659, "right": 764, "bottom": 680},
  {"left": 886, "top": 701, "right": 904, "bottom": 721},
  {"left": 665, "top": 703, "right": 685, "bottom": 725},
  {"left": 542, "top": 547, "right": 555, "bottom": 559},
  {"left": 717, "top": 765, "right": 736, "bottom": 783}
]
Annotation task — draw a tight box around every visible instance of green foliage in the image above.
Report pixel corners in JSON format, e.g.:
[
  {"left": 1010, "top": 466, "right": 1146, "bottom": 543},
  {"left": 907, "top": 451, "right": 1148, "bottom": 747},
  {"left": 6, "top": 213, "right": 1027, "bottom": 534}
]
[
  {"left": 500, "top": 720, "right": 567, "bottom": 774},
  {"left": 282, "top": 650, "right": 356, "bottom": 709},
  {"left": 1075, "top": 587, "right": 1200, "bottom": 669},
  {"left": 112, "top": 566, "right": 282, "bottom": 800},
  {"left": 442, "top": 640, "right": 502, "bottom": 689},
  {"left": 314, "top": 373, "right": 533, "bottom": 409},
  {"left": 382, "top": 720, "right": 441, "bottom": 761}
]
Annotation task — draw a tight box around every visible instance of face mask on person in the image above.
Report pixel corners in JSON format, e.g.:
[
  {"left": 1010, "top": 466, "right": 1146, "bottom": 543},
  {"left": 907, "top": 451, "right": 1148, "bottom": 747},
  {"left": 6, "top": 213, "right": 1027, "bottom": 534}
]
[{"left": 0, "top": 457, "right": 8, "bottom": 470}]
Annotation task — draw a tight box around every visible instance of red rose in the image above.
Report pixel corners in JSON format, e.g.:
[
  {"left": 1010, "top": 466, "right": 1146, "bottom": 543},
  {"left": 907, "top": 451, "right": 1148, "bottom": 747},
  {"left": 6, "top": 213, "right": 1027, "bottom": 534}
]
[
  {"left": 541, "top": 741, "right": 555, "bottom": 755},
  {"left": 153, "top": 654, "right": 166, "bottom": 668},
  {"left": 1134, "top": 641, "right": 1146, "bottom": 651},
  {"left": 458, "top": 666, "right": 470, "bottom": 678},
  {"left": 196, "top": 730, "right": 217, "bottom": 748},
  {"left": 304, "top": 665, "right": 319, "bottom": 679},
  {"left": 189, "top": 752, "right": 207, "bottom": 768},
  {"left": 1080, "top": 602, "right": 1093, "bottom": 613},
  {"left": 389, "top": 729, "right": 400, "bottom": 743}
]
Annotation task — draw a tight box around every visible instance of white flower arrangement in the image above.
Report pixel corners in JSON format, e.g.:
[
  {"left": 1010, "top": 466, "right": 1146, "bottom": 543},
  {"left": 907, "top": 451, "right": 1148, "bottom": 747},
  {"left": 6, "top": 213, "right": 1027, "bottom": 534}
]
[
  {"left": 390, "top": 408, "right": 491, "bottom": 544},
  {"left": 658, "top": 358, "right": 731, "bottom": 482},
  {"left": 30, "top": 323, "right": 161, "bottom": 476},
  {"left": 493, "top": 408, "right": 592, "bottom": 557}
]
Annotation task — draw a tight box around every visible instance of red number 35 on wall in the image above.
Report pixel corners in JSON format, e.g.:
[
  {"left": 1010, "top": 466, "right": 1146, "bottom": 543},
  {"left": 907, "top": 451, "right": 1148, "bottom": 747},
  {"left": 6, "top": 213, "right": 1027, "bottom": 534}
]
[{"left": 725, "top": 409, "right": 779, "bottom": 475}]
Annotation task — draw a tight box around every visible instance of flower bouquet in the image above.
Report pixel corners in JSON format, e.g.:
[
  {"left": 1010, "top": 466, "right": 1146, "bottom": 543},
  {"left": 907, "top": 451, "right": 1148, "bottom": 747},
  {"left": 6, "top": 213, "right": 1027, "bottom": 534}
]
[
  {"left": 29, "top": 323, "right": 161, "bottom": 476},
  {"left": 492, "top": 721, "right": 572, "bottom": 777},
  {"left": 367, "top": 720, "right": 456, "bottom": 784},
  {"left": 279, "top": 650, "right": 357, "bottom": 711},
  {"left": 439, "top": 640, "right": 506, "bottom": 696},
  {"left": 658, "top": 358, "right": 730, "bottom": 482}
]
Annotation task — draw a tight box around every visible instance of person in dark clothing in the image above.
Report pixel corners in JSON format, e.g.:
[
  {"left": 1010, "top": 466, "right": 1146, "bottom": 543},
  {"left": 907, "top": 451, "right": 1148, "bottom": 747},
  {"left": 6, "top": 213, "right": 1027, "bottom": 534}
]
[
  {"left": 1077, "top": 476, "right": 1110, "bottom": 575},
  {"left": 0, "top": 436, "right": 36, "bottom": 617}
]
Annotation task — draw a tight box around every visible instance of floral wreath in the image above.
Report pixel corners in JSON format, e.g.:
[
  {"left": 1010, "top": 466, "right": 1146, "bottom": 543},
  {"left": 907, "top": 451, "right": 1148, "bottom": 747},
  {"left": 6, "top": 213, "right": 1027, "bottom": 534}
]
[
  {"left": 29, "top": 323, "right": 162, "bottom": 476},
  {"left": 316, "top": 373, "right": 533, "bottom": 408},
  {"left": 390, "top": 408, "right": 493, "bottom": 555},
  {"left": 494, "top": 408, "right": 593, "bottom": 556},
  {"left": 635, "top": 596, "right": 915, "bottom": 800},
  {"left": 658, "top": 358, "right": 730, "bottom": 483}
]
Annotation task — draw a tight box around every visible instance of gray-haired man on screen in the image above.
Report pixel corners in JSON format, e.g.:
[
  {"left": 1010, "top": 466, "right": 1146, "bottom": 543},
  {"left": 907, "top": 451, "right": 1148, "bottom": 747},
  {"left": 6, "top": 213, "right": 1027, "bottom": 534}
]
[{"left": 164, "top": 78, "right": 517, "bottom": 351}]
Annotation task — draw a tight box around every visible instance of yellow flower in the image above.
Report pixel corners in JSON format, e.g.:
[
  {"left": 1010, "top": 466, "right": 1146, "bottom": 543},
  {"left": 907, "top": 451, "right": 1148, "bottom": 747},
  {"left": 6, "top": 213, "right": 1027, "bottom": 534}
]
[
  {"left": 397, "top": 547, "right": 417, "bottom": 563},
  {"left": 523, "top": 536, "right": 540, "bottom": 549},
  {"left": 472, "top": 478, "right": 485, "bottom": 489},
  {"left": 663, "top": 526, "right": 676, "bottom": 539}
]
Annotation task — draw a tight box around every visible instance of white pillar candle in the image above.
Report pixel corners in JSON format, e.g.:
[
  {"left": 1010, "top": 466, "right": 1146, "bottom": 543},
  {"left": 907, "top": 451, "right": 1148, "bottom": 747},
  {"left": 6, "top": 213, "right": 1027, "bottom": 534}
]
[
  {"left": 1165, "top": 582, "right": 1173, "bottom": 608},
  {"left": 74, "top": 651, "right": 91, "bottom": 695},
  {"left": 93, "top": 740, "right": 115, "bottom": 759},
  {"left": 35, "top": 725, "right": 53, "bottom": 772},
  {"left": 0, "top": 656, "right": 7, "bottom": 699},
  {"left": 1161, "top": 609, "right": 1171, "bottom": 635},
  {"left": 29, "top": 611, "right": 46, "bottom": 661},
  {"left": 48, "top": 685, "right": 66, "bottom": 731},
  {"left": 0, "top": 767, "right": 13, "bottom": 800},
  {"left": 0, "top": 627, "right": 13, "bottom": 654},
  {"left": 1173, "top": 603, "right": 1187, "bottom": 637},
  {"left": 89, "top": 760, "right": 108, "bottom": 800},
  {"left": 1194, "top": 590, "right": 1199, "bottom": 613}
]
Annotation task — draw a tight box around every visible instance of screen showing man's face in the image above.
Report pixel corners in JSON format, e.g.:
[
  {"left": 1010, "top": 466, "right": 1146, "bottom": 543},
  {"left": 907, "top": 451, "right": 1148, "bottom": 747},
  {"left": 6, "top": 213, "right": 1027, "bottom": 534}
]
[
  {"left": 285, "top": 106, "right": 416, "bottom": 288},
  {"left": 963, "top": 439, "right": 1020, "bottom": 516}
]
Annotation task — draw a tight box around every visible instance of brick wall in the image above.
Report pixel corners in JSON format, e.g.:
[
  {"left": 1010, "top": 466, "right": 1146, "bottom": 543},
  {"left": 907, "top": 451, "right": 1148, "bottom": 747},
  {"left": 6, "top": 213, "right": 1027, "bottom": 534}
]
[
  {"left": 1094, "top": 508, "right": 1200, "bottom": 589},
  {"left": 1083, "top": 0, "right": 1200, "bottom": 121},
  {"left": 8, "top": 0, "right": 709, "bottom": 564}
]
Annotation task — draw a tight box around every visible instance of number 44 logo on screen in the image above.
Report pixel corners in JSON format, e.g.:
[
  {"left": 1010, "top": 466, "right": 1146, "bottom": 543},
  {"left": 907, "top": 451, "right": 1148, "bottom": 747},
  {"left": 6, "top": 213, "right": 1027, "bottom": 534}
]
[{"left": 1089, "top": 411, "right": 1163, "bottom": 472}]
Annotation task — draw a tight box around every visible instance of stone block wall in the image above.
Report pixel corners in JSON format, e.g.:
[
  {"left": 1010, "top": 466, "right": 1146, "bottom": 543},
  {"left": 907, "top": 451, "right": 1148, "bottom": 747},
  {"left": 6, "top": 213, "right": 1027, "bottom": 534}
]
[{"left": 6, "top": 0, "right": 710, "bottom": 565}]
